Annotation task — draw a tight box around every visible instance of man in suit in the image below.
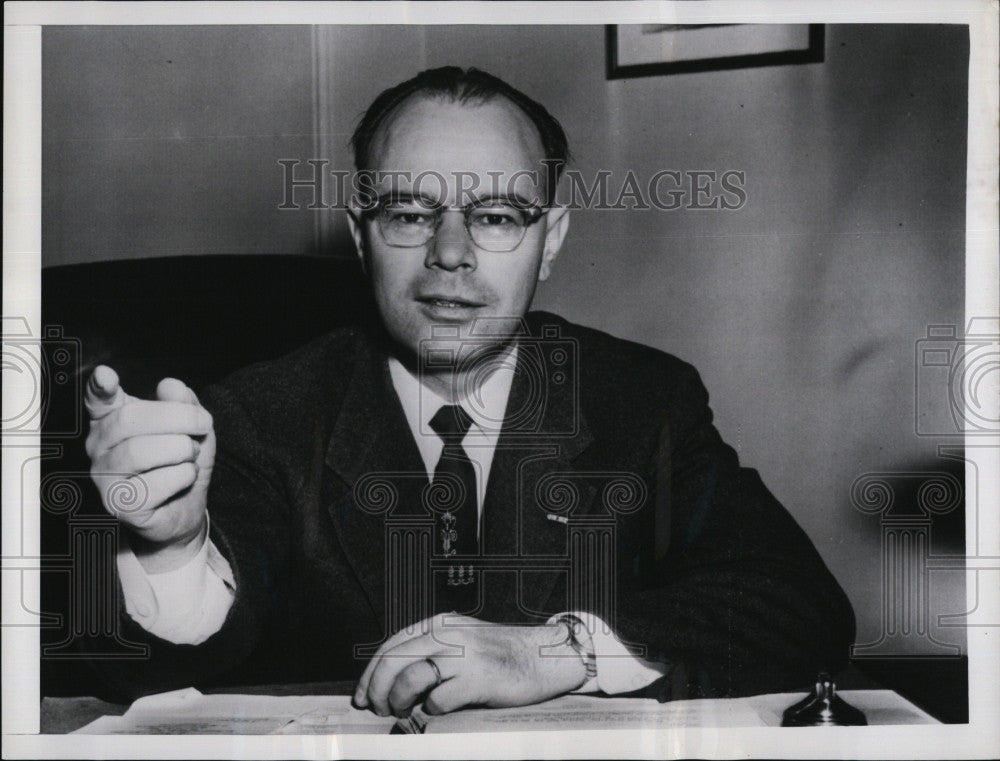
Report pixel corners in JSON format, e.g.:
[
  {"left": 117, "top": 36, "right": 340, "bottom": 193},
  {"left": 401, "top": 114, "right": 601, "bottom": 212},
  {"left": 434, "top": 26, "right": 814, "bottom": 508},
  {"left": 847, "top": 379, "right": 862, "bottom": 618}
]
[{"left": 84, "top": 67, "right": 855, "bottom": 716}]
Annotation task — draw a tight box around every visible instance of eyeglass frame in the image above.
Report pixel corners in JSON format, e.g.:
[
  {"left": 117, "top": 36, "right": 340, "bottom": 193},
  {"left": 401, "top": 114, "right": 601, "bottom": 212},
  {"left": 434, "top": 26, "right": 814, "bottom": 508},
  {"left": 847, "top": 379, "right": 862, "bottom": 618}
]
[{"left": 358, "top": 192, "right": 551, "bottom": 253}]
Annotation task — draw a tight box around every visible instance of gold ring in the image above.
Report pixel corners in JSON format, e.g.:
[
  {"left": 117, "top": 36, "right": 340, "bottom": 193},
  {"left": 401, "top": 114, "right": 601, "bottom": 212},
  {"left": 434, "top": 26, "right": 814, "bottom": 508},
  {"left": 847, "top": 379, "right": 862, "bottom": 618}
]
[{"left": 424, "top": 657, "right": 443, "bottom": 688}]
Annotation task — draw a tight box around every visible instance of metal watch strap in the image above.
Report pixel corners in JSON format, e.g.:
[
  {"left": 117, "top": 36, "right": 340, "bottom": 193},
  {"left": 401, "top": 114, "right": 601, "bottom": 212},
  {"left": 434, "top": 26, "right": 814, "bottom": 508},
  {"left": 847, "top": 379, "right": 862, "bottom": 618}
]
[{"left": 555, "top": 614, "right": 598, "bottom": 681}]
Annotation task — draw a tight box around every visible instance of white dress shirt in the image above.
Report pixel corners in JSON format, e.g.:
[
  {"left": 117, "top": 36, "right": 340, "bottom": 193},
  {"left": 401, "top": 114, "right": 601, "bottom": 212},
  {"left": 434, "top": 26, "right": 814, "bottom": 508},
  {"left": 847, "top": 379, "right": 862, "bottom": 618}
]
[{"left": 118, "top": 344, "right": 666, "bottom": 693}]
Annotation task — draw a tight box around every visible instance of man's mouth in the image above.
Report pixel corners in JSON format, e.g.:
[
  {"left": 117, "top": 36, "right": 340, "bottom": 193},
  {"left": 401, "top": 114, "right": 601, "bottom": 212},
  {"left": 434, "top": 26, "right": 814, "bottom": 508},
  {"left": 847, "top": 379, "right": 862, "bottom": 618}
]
[{"left": 416, "top": 295, "right": 485, "bottom": 309}]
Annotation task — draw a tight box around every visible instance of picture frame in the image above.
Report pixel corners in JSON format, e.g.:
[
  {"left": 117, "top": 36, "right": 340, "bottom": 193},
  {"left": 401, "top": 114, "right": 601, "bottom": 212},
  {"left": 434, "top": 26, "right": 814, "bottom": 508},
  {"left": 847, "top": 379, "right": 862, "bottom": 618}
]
[{"left": 606, "top": 23, "right": 825, "bottom": 79}]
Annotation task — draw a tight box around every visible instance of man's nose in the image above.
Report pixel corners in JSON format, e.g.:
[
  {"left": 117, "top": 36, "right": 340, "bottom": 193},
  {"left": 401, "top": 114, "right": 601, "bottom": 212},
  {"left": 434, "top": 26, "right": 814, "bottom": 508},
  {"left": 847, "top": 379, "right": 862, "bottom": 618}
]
[{"left": 424, "top": 211, "right": 477, "bottom": 271}]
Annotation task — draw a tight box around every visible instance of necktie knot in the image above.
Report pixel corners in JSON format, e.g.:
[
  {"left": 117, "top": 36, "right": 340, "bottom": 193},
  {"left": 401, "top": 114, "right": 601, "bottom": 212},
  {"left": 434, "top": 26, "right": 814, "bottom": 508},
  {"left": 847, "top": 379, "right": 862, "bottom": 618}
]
[{"left": 429, "top": 404, "right": 474, "bottom": 441}]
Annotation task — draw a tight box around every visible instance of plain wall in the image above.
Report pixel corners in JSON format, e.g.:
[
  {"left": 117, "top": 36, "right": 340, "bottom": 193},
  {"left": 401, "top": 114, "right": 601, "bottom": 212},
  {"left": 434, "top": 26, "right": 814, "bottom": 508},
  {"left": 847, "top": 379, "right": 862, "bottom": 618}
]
[{"left": 42, "top": 24, "right": 969, "bottom": 653}]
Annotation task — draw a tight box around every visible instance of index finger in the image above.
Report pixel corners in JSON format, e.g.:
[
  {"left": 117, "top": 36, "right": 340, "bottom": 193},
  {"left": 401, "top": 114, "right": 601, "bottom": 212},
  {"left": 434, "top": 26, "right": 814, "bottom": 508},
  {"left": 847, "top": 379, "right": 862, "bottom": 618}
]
[
  {"left": 96, "top": 400, "right": 213, "bottom": 450},
  {"left": 85, "top": 365, "right": 126, "bottom": 420}
]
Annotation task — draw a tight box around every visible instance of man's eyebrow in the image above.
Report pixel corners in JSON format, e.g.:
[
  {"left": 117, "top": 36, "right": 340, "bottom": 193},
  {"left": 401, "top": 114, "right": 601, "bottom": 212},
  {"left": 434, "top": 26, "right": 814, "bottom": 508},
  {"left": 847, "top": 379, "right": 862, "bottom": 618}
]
[
  {"left": 373, "top": 191, "right": 543, "bottom": 209},
  {"left": 469, "top": 193, "right": 539, "bottom": 209},
  {"left": 375, "top": 191, "right": 441, "bottom": 207}
]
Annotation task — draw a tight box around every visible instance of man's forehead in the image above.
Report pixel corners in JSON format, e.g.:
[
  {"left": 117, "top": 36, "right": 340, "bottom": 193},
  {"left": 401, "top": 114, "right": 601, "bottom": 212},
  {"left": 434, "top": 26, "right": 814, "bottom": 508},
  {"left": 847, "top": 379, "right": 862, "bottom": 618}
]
[{"left": 367, "top": 95, "right": 547, "bottom": 198}]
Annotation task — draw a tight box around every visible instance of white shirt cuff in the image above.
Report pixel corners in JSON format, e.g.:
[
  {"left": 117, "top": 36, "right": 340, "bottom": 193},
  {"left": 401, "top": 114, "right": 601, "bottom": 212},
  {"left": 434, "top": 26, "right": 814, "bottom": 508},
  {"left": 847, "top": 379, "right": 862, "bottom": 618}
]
[
  {"left": 548, "top": 611, "right": 669, "bottom": 695},
  {"left": 117, "top": 519, "right": 236, "bottom": 645}
]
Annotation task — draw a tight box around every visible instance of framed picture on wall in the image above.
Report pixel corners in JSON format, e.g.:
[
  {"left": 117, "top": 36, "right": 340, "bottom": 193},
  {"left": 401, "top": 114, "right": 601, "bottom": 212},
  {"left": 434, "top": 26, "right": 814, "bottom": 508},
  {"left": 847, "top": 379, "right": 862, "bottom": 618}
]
[{"left": 606, "top": 24, "right": 825, "bottom": 79}]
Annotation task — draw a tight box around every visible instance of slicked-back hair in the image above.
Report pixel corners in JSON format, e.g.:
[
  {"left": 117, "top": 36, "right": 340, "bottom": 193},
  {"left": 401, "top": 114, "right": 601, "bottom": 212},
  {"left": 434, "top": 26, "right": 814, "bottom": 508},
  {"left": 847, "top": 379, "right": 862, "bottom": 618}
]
[{"left": 350, "top": 66, "right": 571, "bottom": 188}]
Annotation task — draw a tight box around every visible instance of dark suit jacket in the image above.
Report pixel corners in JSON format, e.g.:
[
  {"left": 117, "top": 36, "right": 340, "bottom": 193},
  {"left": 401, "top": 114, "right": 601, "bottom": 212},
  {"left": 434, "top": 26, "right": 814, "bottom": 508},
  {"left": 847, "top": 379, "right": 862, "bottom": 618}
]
[{"left": 99, "top": 311, "right": 855, "bottom": 700}]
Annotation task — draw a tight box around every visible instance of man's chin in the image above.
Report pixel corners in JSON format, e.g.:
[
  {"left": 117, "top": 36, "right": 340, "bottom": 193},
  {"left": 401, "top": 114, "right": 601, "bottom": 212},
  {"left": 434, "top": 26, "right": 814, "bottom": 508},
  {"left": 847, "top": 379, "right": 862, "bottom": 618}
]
[
  {"left": 384, "top": 310, "right": 524, "bottom": 369},
  {"left": 418, "top": 331, "right": 513, "bottom": 360},
  {"left": 407, "top": 316, "right": 517, "bottom": 375},
  {"left": 406, "top": 304, "right": 517, "bottom": 341}
]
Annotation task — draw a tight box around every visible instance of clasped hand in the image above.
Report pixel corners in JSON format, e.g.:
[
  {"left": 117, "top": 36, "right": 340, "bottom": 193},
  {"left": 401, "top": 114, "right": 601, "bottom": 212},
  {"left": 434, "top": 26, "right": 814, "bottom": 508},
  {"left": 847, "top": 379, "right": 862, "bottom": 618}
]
[{"left": 353, "top": 613, "right": 589, "bottom": 717}]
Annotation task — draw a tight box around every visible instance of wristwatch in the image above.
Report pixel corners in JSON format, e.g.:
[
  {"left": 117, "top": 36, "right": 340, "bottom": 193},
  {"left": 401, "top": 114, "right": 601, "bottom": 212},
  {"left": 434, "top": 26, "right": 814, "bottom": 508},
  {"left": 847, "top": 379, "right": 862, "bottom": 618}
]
[{"left": 555, "top": 613, "right": 598, "bottom": 682}]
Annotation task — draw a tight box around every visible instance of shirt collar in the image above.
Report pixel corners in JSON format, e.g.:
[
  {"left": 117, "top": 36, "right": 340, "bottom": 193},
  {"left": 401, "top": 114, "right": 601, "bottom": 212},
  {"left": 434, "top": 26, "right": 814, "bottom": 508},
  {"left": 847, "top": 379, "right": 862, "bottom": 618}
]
[{"left": 387, "top": 343, "right": 517, "bottom": 441}]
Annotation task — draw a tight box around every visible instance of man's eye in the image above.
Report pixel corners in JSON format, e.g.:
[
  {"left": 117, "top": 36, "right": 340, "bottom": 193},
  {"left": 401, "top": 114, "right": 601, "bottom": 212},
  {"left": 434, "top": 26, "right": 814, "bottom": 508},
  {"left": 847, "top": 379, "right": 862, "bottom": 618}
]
[
  {"left": 470, "top": 208, "right": 523, "bottom": 228},
  {"left": 384, "top": 208, "right": 434, "bottom": 225}
]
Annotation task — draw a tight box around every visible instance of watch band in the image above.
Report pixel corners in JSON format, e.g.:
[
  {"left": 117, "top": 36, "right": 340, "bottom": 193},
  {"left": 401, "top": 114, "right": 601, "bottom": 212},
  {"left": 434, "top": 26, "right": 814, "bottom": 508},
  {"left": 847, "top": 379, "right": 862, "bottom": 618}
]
[{"left": 555, "top": 613, "right": 598, "bottom": 681}]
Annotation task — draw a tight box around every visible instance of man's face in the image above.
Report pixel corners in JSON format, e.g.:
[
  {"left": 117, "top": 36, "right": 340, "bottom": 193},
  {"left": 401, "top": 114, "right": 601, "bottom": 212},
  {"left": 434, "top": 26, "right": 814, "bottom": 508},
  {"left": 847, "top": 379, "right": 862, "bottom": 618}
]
[{"left": 348, "top": 96, "right": 569, "bottom": 364}]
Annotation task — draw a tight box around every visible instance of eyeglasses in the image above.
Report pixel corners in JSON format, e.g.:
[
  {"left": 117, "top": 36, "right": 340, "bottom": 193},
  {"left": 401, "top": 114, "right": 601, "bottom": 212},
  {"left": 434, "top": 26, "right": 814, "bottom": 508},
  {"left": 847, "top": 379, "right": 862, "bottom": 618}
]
[{"left": 368, "top": 195, "right": 548, "bottom": 253}]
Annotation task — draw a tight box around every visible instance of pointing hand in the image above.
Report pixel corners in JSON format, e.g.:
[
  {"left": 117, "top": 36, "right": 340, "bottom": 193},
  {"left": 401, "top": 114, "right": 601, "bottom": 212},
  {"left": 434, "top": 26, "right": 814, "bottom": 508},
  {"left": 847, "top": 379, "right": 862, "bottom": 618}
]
[{"left": 84, "top": 365, "right": 216, "bottom": 572}]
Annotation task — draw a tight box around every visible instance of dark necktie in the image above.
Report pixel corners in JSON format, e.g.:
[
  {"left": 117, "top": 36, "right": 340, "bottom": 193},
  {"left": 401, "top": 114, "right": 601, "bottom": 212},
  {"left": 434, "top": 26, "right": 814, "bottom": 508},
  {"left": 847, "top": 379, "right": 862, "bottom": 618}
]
[{"left": 429, "top": 404, "right": 479, "bottom": 556}]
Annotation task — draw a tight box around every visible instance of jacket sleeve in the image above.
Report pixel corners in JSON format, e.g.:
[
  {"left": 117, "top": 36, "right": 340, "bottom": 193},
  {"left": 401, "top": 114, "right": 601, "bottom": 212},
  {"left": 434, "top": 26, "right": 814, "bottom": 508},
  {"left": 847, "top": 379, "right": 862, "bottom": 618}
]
[
  {"left": 611, "top": 362, "right": 856, "bottom": 701},
  {"left": 86, "top": 381, "right": 292, "bottom": 701}
]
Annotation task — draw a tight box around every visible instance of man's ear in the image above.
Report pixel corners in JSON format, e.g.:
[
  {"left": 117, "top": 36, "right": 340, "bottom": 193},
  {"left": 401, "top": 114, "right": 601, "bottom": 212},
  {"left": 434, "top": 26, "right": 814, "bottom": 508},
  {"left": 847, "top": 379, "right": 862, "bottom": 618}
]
[
  {"left": 538, "top": 205, "right": 570, "bottom": 282},
  {"left": 346, "top": 201, "right": 368, "bottom": 273}
]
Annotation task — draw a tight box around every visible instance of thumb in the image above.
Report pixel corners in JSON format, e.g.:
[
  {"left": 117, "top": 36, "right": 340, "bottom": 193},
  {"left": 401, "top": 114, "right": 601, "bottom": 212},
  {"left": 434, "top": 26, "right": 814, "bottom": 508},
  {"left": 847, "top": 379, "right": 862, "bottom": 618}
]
[{"left": 84, "top": 365, "right": 126, "bottom": 420}]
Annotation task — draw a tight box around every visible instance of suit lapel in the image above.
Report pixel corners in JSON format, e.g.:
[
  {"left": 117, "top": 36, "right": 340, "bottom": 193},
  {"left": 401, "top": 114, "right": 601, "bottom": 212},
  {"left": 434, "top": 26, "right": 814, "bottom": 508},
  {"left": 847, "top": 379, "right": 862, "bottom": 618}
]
[
  {"left": 323, "top": 330, "right": 429, "bottom": 631},
  {"left": 481, "top": 315, "right": 596, "bottom": 620}
]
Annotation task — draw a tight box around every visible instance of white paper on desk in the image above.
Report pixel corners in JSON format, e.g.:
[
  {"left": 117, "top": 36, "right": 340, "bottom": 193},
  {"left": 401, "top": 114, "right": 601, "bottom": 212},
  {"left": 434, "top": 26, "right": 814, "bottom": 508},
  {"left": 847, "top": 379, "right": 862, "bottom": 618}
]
[
  {"left": 73, "top": 688, "right": 397, "bottom": 735},
  {"left": 422, "top": 694, "right": 764, "bottom": 733},
  {"left": 72, "top": 687, "right": 939, "bottom": 734},
  {"left": 418, "top": 690, "right": 939, "bottom": 732}
]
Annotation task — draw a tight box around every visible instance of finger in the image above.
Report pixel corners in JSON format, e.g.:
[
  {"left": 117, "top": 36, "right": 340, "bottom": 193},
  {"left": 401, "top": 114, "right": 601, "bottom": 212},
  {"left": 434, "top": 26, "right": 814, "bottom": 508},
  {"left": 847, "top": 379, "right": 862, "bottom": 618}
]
[
  {"left": 156, "top": 377, "right": 198, "bottom": 405},
  {"left": 353, "top": 612, "right": 474, "bottom": 708},
  {"left": 105, "top": 462, "right": 198, "bottom": 519},
  {"left": 85, "top": 365, "right": 125, "bottom": 420},
  {"left": 365, "top": 639, "right": 426, "bottom": 715},
  {"left": 367, "top": 638, "right": 461, "bottom": 717},
  {"left": 354, "top": 614, "right": 443, "bottom": 707},
  {"left": 387, "top": 659, "right": 445, "bottom": 718},
  {"left": 423, "top": 678, "right": 472, "bottom": 716},
  {"left": 98, "top": 400, "right": 213, "bottom": 450},
  {"left": 101, "top": 434, "right": 200, "bottom": 476}
]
